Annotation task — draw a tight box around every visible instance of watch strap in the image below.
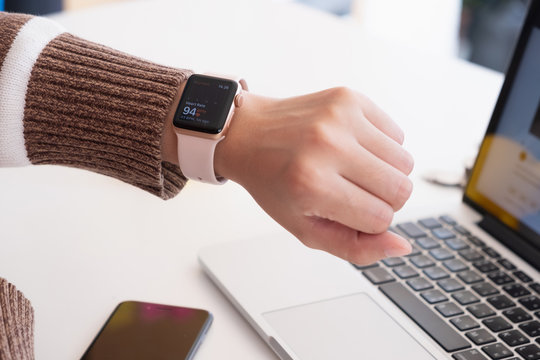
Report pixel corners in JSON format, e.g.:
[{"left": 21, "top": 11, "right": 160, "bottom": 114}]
[{"left": 177, "top": 134, "right": 226, "bottom": 184}]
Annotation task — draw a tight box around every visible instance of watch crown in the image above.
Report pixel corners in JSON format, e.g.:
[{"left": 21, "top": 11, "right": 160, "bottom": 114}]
[{"left": 234, "top": 92, "right": 244, "bottom": 108}]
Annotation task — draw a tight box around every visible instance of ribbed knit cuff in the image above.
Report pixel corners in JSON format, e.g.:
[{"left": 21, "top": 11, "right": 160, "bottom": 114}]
[
  {"left": 0, "top": 13, "right": 32, "bottom": 66},
  {"left": 23, "top": 33, "right": 190, "bottom": 199},
  {"left": 0, "top": 278, "right": 34, "bottom": 360}
]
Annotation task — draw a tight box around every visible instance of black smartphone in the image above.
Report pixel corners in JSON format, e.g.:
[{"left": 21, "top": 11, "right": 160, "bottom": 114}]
[{"left": 80, "top": 301, "right": 212, "bottom": 360}]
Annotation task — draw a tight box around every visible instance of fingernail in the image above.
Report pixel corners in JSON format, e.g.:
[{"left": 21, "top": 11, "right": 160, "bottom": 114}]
[{"left": 384, "top": 242, "right": 412, "bottom": 258}]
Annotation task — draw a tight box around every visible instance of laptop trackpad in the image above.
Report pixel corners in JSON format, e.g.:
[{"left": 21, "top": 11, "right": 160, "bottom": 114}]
[{"left": 263, "top": 292, "right": 435, "bottom": 360}]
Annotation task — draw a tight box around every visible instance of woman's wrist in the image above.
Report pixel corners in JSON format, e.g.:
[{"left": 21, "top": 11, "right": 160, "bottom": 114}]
[{"left": 214, "top": 92, "right": 271, "bottom": 184}]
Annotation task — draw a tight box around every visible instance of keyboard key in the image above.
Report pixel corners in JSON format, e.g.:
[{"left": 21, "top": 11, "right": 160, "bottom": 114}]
[
  {"left": 458, "top": 270, "right": 484, "bottom": 284},
  {"left": 362, "top": 268, "right": 395, "bottom": 284},
  {"left": 514, "top": 271, "right": 533, "bottom": 283},
  {"left": 487, "top": 295, "right": 516, "bottom": 310},
  {"left": 519, "top": 321, "right": 540, "bottom": 337},
  {"left": 498, "top": 259, "right": 516, "bottom": 271},
  {"left": 504, "top": 283, "right": 531, "bottom": 298},
  {"left": 436, "top": 302, "right": 464, "bottom": 317},
  {"left": 482, "top": 247, "right": 501, "bottom": 259},
  {"left": 410, "top": 255, "right": 435, "bottom": 268},
  {"left": 406, "top": 277, "right": 433, "bottom": 291},
  {"left": 440, "top": 215, "right": 457, "bottom": 225},
  {"left": 419, "top": 218, "right": 442, "bottom": 229},
  {"left": 397, "top": 222, "right": 427, "bottom": 238},
  {"left": 451, "top": 315, "right": 480, "bottom": 331},
  {"left": 468, "top": 236, "right": 486, "bottom": 247},
  {"left": 503, "top": 307, "right": 533, "bottom": 323},
  {"left": 393, "top": 265, "right": 419, "bottom": 279},
  {"left": 445, "top": 259, "right": 469, "bottom": 272},
  {"left": 468, "top": 304, "right": 496, "bottom": 319},
  {"left": 460, "top": 249, "right": 484, "bottom": 262},
  {"left": 439, "top": 278, "right": 465, "bottom": 293},
  {"left": 453, "top": 291, "right": 480, "bottom": 305},
  {"left": 382, "top": 257, "right": 405, "bottom": 267},
  {"left": 453, "top": 349, "right": 489, "bottom": 360},
  {"left": 473, "top": 283, "right": 500, "bottom": 297},
  {"left": 406, "top": 244, "right": 422, "bottom": 257},
  {"left": 434, "top": 227, "right": 457, "bottom": 240},
  {"left": 446, "top": 238, "right": 470, "bottom": 251},
  {"left": 430, "top": 248, "right": 455, "bottom": 261},
  {"left": 416, "top": 236, "right": 440, "bottom": 250},
  {"left": 530, "top": 283, "right": 540, "bottom": 295},
  {"left": 454, "top": 225, "right": 471, "bottom": 236},
  {"left": 421, "top": 289, "right": 448, "bottom": 304},
  {"left": 424, "top": 266, "right": 450, "bottom": 280},
  {"left": 352, "top": 262, "right": 378, "bottom": 270},
  {"left": 499, "top": 329, "right": 529, "bottom": 347},
  {"left": 516, "top": 344, "right": 540, "bottom": 360},
  {"left": 474, "top": 260, "right": 499, "bottom": 273},
  {"left": 519, "top": 296, "right": 540, "bottom": 311},
  {"left": 379, "top": 282, "right": 471, "bottom": 352},
  {"left": 466, "top": 329, "right": 496, "bottom": 345},
  {"left": 536, "top": 310, "right": 540, "bottom": 319},
  {"left": 481, "top": 343, "right": 513, "bottom": 359},
  {"left": 488, "top": 272, "right": 514, "bottom": 285},
  {"left": 483, "top": 317, "right": 512, "bottom": 332}
]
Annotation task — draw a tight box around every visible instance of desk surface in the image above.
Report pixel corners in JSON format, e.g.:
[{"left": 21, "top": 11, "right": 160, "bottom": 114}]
[{"left": 1, "top": 0, "right": 503, "bottom": 358}]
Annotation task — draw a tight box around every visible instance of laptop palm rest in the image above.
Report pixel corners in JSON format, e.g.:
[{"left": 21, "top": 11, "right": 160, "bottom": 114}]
[{"left": 264, "top": 292, "right": 435, "bottom": 360}]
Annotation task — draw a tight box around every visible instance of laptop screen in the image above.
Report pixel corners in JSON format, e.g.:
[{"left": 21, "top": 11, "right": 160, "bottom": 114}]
[{"left": 465, "top": 0, "right": 540, "bottom": 268}]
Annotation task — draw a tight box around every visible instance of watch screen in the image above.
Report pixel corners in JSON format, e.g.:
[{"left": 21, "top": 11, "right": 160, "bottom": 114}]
[{"left": 173, "top": 74, "right": 238, "bottom": 134}]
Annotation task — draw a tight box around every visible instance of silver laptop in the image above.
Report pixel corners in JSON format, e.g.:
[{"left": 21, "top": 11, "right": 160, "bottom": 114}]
[{"left": 199, "top": 2, "right": 540, "bottom": 359}]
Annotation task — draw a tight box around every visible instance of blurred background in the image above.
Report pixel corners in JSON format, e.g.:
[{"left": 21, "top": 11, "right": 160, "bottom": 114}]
[{"left": 0, "top": 0, "right": 531, "bottom": 73}]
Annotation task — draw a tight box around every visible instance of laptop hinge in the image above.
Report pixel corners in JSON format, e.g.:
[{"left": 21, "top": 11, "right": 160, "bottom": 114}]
[{"left": 478, "top": 215, "right": 540, "bottom": 271}]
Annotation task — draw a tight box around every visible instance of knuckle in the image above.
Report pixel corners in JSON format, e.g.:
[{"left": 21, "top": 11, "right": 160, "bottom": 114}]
[
  {"left": 330, "top": 86, "right": 356, "bottom": 103},
  {"left": 323, "top": 87, "right": 358, "bottom": 112},
  {"left": 305, "top": 122, "right": 336, "bottom": 151},
  {"left": 320, "top": 87, "right": 359, "bottom": 126},
  {"left": 319, "top": 102, "right": 341, "bottom": 122}
]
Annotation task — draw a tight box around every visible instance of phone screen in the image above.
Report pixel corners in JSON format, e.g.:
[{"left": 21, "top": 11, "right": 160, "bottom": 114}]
[{"left": 81, "top": 301, "right": 212, "bottom": 360}]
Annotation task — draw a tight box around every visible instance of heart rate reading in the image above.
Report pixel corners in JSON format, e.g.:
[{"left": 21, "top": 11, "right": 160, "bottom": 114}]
[
  {"left": 183, "top": 102, "right": 207, "bottom": 119},
  {"left": 173, "top": 75, "right": 238, "bottom": 134}
]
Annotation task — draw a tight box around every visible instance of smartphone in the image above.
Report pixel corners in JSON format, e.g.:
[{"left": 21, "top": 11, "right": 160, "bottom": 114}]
[{"left": 80, "top": 301, "right": 212, "bottom": 360}]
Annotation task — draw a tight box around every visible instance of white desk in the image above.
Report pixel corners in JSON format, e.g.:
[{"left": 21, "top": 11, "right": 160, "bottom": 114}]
[{"left": 0, "top": 0, "right": 503, "bottom": 358}]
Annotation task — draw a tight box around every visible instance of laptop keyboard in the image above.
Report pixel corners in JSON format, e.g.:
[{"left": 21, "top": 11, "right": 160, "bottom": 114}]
[{"left": 353, "top": 215, "right": 540, "bottom": 360}]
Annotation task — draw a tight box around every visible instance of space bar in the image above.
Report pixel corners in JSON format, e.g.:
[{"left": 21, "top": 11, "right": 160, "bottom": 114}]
[{"left": 379, "top": 282, "right": 471, "bottom": 352}]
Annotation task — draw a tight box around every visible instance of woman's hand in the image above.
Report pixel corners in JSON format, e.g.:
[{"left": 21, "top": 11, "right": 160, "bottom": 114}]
[{"left": 215, "top": 87, "right": 414, "bottom": 265}]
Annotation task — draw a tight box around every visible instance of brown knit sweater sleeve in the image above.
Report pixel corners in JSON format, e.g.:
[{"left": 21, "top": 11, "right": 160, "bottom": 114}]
[
  {"left": 0, "top": 278, "right": 34, "bottom": 360},
  {"left": 0, "top": 12, "right": 190, "bottom": 199}
]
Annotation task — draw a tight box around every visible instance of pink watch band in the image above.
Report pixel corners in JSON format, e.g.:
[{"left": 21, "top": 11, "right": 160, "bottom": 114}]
[
  {"left": 176, "top": 74, "right": 248, "bottom": 184},
  {"left": 177, "top": 134, "right": 227, "bottom": 184}
]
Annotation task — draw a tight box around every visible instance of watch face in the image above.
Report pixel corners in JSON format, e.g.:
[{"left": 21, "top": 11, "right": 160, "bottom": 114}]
[{"left": 173, "top": 74, "right": 238, "bottom": 134}]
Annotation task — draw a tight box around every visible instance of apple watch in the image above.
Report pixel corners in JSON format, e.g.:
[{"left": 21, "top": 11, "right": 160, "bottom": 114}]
[{"left": 172, "top": 74, "right": 248, "bottom": 184}]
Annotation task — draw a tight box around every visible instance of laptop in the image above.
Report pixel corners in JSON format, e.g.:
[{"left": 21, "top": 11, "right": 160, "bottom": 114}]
[{"left": 199, "top": 2, "right": 540, "bottom": 359}]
